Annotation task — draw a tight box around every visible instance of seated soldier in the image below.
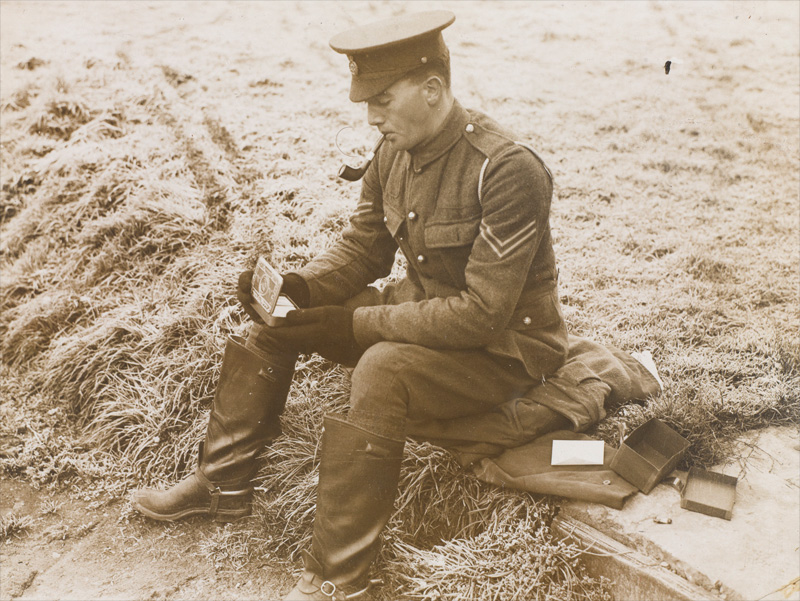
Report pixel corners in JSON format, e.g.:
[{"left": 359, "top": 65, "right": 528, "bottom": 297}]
[{"left": 130, "top": 10, "right": 626, "bottom": 600}]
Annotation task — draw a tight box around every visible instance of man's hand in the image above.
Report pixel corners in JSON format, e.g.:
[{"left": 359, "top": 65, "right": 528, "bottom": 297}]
[
  {"left": 237, "top": 270, "right": 311, "bottom": 323},
  {"left": 263, "top": 306, "right": 362, "bottom": 366}
]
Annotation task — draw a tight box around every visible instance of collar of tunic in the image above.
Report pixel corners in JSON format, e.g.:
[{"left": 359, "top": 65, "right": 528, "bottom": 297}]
[{"left": 408, "top": 99, "right": 470, "bottom": 173}]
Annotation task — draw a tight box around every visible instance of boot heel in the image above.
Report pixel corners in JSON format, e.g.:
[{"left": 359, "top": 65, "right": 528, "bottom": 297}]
[{"left": 212, "top": 507, "right": 252, "bottom": 522}]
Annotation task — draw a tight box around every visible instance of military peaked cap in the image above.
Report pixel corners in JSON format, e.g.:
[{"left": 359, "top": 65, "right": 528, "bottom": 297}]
[{"left": 330, "top": 10, "right": 455, "bottom": 102}]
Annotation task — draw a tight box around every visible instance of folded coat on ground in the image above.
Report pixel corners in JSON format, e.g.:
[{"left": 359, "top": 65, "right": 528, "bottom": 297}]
[{"left": 408, "top": 335, "right": 661, "bottom": 508}]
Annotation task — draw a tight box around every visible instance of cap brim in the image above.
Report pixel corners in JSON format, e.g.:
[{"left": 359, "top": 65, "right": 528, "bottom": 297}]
[{"left": 349, "top": 73, "right": 404, "bottom": 103}]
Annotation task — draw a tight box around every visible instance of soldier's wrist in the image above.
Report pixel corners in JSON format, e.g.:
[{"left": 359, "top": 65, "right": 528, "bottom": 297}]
[{"left": 351, "top": 307, "right": 381, "bottom": 349}]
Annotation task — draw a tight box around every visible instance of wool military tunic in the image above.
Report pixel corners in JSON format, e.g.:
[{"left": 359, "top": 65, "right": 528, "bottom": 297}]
[{"left": 296, "top": 100, "right": 567, "bottom": 380}]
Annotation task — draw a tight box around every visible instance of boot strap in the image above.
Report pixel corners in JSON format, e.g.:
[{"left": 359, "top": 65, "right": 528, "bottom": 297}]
[
  {"left": 301, "top": 572, "right": 368, "bottom": 600},
  {"left": 299, "top": 552, "right": 369, "bottom": 600},
  {"left": 194, "top": 467, "right": 252, "bottom": 516},
  {"left": 208, "top": 486, "right": 251, "bottom": 515}
]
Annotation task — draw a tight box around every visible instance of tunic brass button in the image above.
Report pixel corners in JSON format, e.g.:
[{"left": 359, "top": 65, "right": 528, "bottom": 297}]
[
  {"left": 465, "top": 124, "right": 475, "bottom": 133},
  {"left": 383, "top": 216, "right": 388, "bottom": 223},
  {"left": 408, "top": 211, "right": 417, "bottom": 221},
  {"left": 417, "top": 254, "right": 426, "bottom": 264},
  {"left": 522, "top": 316, "right": 532, "bottom": 326}
]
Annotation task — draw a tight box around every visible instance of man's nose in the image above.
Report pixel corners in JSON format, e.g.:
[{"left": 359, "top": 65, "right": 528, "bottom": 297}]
[{"left": 367, "top": 104, "right": 384, "bottom": 127}]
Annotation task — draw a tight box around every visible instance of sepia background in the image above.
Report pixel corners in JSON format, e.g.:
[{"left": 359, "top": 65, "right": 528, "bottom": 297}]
[{"left": 1, "top": 2, "right": 798, "bottom": 600}]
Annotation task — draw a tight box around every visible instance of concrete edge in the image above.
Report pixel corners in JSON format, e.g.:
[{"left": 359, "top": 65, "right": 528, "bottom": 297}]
[{"left": 553, "top": 514, "right": 722, "bottom": 601}]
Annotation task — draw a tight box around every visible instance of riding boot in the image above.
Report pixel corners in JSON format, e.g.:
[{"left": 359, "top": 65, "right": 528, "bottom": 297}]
[
  {"left": 132, "top": 335, "right": 296, "bottom": 522},
  {"left": 285, "top": 415, "right": 405, "bottom": 600}
]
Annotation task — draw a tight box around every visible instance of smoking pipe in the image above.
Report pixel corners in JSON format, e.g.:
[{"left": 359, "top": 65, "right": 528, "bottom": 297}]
[{"left": 338, "top": 136, "right": 384, "bottom": 181}]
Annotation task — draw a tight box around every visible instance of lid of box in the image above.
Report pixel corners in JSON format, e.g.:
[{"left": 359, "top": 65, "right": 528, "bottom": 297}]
[{"left": 680, "top": 467, "right": 737, "bottom": 520}]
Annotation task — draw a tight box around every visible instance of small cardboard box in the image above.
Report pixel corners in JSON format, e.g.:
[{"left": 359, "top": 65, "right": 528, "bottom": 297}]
[
  {"left": 680, "top": 467, "right": 737, "bottom": 520},
  {"left": 610, "top": 418, "right": 690, "bottom": 494},
  {"left": 251, "top": 257, "right": 297, "bottom": 327}
]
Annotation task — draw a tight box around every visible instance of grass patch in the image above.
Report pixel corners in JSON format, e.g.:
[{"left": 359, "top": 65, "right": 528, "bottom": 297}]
[
  {"left": 1, "top": 512, "right": 35, "bottom": 541},
  {"left": 1, "top": 5, "right": 798, "bottom": 599},
  {"left": 383, "top": 502, "right": 610, "bottom": 601}
]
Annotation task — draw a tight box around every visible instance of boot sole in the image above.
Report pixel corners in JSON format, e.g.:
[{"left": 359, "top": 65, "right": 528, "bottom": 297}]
[{"left": 131, "top": 498, "right": 251, "bottom": 523}]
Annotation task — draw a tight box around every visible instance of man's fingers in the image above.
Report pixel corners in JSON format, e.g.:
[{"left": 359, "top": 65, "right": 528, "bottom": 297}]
[
  {"left": 283, "top": 308, "right": 325, "bottom": 325},
  {"left": 243, "top": 303, "right": 264, "bottom": 324},
  {"left": 237, "top": 270, "right": 258, "bottom": 321},
  {"left": 255, "top": 326, "right": 282, "bottom": 348},
  {"left": 238, "top": 270, "right": 253, "bottom": 293},
  {"left": 236, "top": 287, "right": 262, "bottom": 323},
  {"left": 266, "top": 323, "right": 319, "bottom": 350}
]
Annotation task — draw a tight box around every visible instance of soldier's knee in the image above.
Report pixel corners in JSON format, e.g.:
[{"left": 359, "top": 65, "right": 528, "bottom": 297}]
[
  {"left": 350, "top": 342, "right": 420, "bottom": 410},
  {"left": 354, "top": 341, "right": 402, "bottom": 377},
  {"left": 348, "top": 342, "right": 423, "bottom": 438}
]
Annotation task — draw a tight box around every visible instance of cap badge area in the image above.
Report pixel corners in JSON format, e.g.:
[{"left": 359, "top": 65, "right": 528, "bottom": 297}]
[{"left": 348, "top": 56, "right": 359, "bottom": 75}]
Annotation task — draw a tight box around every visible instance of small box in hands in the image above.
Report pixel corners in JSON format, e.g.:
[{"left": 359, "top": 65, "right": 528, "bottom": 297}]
[{"left": 250, "top": 257, "right": 298, "bottom": 327}]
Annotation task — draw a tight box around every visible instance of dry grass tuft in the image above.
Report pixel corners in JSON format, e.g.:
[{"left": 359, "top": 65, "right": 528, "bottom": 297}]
[
  {"left": 1, "top": 4, "right": 797, "bottom": 598},
  {"left": 381, "top": 499, "right": 610, "bottom": 601},
  {"left": 0, "top": 512, "right": 35, "bottom": 541},
  {"left": 26, "top": 95, "right": 92, "bottom": 140}
]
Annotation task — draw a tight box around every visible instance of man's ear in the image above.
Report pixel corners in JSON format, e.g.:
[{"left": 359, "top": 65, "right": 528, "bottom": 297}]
[{"left": 422, "top": 75, "right": 444, "bottom": 105}]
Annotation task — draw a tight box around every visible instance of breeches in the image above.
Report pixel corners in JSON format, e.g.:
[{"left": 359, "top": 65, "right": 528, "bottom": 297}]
[{"left": 347, "top": 341, "right": 540, "bottom": 440}]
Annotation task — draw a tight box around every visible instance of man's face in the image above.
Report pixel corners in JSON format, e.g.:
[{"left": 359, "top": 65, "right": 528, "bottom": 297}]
[{"left": 366, "top": 77, "right": 434, "bottom": 152}]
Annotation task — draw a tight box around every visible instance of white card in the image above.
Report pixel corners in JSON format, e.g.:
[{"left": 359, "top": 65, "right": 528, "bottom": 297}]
[
  {"left": 271, "top": 295, "right": 297, "bottom": 318},
  {"left": 551, "top": 440, "right": 605, "bottom": 466}
]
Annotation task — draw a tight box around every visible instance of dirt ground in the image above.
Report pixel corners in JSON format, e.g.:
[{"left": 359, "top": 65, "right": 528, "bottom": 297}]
[
  {"left": 1, "top": 479, "right": 291, "bottom": 600},
  {"left": 1, "top": 1, "right": 798, "bottom": 600}
]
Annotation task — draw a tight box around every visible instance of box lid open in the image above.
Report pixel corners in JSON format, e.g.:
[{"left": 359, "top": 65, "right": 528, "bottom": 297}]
[{"left": 610, "top": 418, "right": 690, "bottom": 494}]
